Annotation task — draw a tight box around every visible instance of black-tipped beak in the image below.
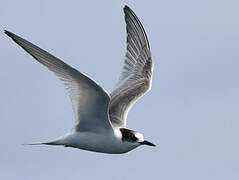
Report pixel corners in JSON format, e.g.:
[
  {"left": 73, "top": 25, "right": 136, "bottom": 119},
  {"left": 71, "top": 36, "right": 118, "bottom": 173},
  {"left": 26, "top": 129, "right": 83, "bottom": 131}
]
[{"left": 140, "top": 140, "right": 156, "bottom": 147}]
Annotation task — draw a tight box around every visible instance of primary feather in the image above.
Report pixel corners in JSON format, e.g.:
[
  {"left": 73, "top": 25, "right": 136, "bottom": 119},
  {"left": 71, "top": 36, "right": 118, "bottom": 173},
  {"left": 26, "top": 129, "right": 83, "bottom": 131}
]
[
  {"left": 109, "top": 6, "right": 153, "bottom": 128},
  {"left": 4, "top": 30, "right": 113, "bottom": 133}
]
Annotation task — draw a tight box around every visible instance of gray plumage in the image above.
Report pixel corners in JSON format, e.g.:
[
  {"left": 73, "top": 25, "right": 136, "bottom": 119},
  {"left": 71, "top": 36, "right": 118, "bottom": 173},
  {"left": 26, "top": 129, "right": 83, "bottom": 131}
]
[{"left": 109, "top": 6, "right": 153, "bottom": 128}]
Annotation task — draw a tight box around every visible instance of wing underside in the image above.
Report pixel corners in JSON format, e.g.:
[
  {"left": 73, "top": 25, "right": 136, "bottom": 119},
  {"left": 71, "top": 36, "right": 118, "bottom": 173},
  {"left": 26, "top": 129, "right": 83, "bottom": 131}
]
[
  {"left": 109, "top": 6, "right": 153, "bottom": 128},
  {"left": 5, "top": 30, "right": 113, "bottom": 133}
]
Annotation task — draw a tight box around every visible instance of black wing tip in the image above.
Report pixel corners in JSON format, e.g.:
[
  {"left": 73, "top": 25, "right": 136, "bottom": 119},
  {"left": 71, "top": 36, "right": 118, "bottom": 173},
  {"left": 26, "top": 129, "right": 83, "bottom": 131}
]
[
  {"left": 124, "top": 5, "right": 129, "bottom": 10},
  {"left": 4, "top": 30, "right": 16, "bottom": 39},
  {"left": 123, "top": 5, "right": 151, "bottom": 50},
  {"left": 124, "top": 5, "right": 133, "bottom": 14},
  {"left": 4, "top": 30, "right": 12, "bottom": 36}
]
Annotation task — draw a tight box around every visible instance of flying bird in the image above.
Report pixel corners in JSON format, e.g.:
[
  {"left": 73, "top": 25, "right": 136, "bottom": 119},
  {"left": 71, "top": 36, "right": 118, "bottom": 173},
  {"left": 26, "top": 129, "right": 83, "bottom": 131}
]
[{"left": 5, "top": 6, "right": 155, "bottom": 154}]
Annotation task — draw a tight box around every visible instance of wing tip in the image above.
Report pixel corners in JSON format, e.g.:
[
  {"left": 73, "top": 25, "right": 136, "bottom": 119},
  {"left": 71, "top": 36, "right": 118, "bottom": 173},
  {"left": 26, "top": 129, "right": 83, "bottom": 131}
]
[
  {"left": 4, "top": 30, "right": 14, "bottom": 37},
  {"left": 123, "top": 5, "right": 151, "bottom": 50},
  {"left": 124, "top": 5, "right": 129, "bottom": 10},
  {"left": 124, "top": 5, "right": 133, "bottom": 14}
]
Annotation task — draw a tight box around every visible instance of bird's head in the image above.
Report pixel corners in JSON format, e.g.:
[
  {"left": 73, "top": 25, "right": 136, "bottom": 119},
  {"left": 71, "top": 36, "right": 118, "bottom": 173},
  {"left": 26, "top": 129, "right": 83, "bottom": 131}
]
[{"left": 119, "top": 128, "right": 156, "bottom": 147}]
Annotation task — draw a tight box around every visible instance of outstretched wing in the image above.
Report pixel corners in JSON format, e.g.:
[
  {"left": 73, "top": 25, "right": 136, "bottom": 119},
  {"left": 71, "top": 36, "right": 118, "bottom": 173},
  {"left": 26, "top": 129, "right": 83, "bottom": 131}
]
[
  {"left": 5, "top": 30, "right": 113, "bottom": 133},
  {"left": 109, "top": 6, "right": 153, "bottom": 128}
]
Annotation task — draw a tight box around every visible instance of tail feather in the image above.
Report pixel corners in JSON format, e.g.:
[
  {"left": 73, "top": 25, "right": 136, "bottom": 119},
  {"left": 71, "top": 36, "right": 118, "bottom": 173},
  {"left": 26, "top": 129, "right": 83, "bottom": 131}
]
[
  {"left": 23, "top": 140, "right": 63, "bottom": 146},
  {"left": 23, "top": 142, "right": 50, "bottom": 145},
  {"left": 23, "top": 136, "right": 67, "bottom": 146}
]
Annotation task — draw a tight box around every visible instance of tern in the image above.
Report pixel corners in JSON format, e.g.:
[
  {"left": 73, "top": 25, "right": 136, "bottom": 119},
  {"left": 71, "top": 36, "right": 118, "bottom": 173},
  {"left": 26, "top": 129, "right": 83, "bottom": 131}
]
[{"left": 5, "top": 6, "right": 156, "bottom": 154}]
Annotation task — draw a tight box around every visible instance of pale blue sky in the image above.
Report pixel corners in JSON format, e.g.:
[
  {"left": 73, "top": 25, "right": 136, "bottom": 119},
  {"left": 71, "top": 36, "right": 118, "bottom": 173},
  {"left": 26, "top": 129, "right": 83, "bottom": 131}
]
[{"left": 1, "top": 0, "right": 239, "bottom": 179}]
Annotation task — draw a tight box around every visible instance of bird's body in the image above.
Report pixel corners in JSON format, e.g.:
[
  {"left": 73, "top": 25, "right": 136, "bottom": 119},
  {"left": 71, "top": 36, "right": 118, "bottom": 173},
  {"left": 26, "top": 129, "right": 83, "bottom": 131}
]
[
  {"left": 41, "top": 130, "right": 138, "bottom": 154},
  {"left": 5, "top": 6, "right": 156, "bottom": 154}
]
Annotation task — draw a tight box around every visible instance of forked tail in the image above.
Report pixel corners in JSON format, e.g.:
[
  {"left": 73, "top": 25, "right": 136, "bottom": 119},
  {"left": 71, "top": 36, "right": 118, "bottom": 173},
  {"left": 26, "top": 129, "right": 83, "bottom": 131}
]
[
  {"left": 23, "top": 142, "right": 54, "bottom": 145},
  {"left": 23, "top": 139, "right": 64, "bottom": 146}
]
